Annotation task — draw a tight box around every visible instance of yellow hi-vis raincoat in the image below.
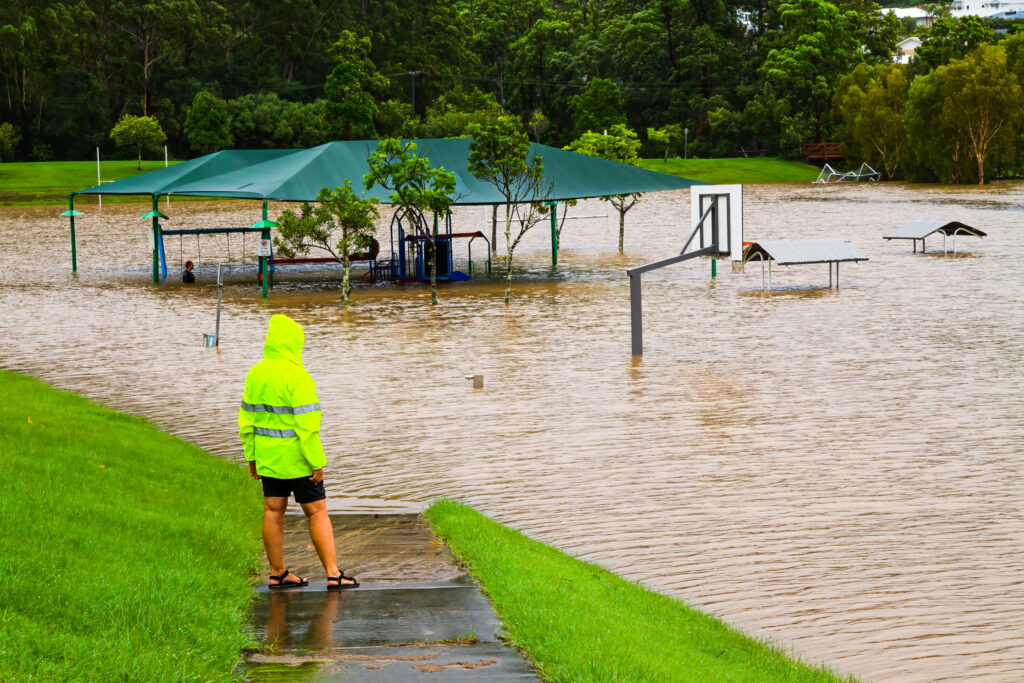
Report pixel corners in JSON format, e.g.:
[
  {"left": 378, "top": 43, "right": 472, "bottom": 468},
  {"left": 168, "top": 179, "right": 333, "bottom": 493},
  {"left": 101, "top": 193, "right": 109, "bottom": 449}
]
[{"left": 239, "top": 314, "right": 326, "bottom": 479}]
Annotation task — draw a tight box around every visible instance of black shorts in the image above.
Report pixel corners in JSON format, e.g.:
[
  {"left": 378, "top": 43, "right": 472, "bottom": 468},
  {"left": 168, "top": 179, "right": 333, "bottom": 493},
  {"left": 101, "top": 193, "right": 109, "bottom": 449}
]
[{"left": 261, "top": 475, "right": 326, "bottom": 504}]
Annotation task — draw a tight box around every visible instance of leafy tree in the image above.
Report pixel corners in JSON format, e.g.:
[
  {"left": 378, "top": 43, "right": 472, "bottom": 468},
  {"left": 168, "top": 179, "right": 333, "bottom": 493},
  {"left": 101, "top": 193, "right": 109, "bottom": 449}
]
[
  {"left": 646, "top": 127, "right": 671, "bottom": 160},
  {"left": 467, "top": 115, "right": 551, "bottom": 303},
  {"left": 375, "top": 99, "right": 416, "bottom": 138},
  {"left": 275, "top": 182, "right": 380, "bottom": 306},
  {"left": 760, "top": 0, "right": 863, "bottom": 143},
  {"left": 527, "top": 109, "right": 550, "bottom": 142},
  {"left": 569, "top": 77, "right": 626, "bottom": 138},
  {"left": 834, "top": 63, "right": 910, "bottom": 179},
  {"left": 185, "top": 91, "right": 232, "bottom": 154},
  {"left": 323, "top": 31, "right": 388, "bottom": 140},
  {"left": 913, "top": 16, "right": 993, "bottom": 73},
  {"left": 415, "top": 93, "right": 507, "bottom": 138},
  {"left": 0, "top": 122, "right": 20, "bottom": 162},
  {"left": 942, "top": 45, "right": 1021, "bottom": 184},
  {"left": 566, "top": 125, "right": 643, "bottom": 251},
  {"left": 110, "top": 114, "right": 166, "bottom": 170},
  {"left": 364, "top": 139, "right": 457, "bottom": 305}
]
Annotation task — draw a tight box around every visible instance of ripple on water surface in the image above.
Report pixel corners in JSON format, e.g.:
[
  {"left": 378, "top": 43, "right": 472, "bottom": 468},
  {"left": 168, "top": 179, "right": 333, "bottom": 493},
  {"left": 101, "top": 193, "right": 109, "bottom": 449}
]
[{"left": 1, "top": 183, "right": 1022, "bottom": 681}]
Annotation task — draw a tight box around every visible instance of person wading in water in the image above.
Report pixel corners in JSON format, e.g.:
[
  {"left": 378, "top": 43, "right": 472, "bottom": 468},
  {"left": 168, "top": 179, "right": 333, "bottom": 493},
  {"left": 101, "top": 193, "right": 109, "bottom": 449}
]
[
  {"left": 183, "top": 260, "right": 196, "bottom": 283},
  {"left": 239, "top": 314, "right": 358, "bottom": 590}
]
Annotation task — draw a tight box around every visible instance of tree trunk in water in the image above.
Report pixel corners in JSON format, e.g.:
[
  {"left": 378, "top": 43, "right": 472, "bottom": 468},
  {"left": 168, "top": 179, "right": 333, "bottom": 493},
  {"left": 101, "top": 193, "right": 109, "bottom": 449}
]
[
  {"left": 504, "top": 213, "right": 513, "bottom": 304},
  {"left": 977, "top": 154, "right": 985, "bottom": 185},
  {"left": 341, "top": 252, "right": 350, "bottom": 306},
  {"left": 491, "top": 205, "right": 498, "bottom": 254},
  {"left": 429, "top": 236, "right": 437, "bottom": 305},
  {"left": 618, "top": 208, "right": 625, "bottom": 252}
]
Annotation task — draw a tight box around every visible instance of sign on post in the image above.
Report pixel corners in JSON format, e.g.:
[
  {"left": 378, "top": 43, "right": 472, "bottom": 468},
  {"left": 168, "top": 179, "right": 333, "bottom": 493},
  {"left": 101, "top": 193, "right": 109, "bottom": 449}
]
[{"left": 257, "top": 239, "right": 272, "bottom": 257}]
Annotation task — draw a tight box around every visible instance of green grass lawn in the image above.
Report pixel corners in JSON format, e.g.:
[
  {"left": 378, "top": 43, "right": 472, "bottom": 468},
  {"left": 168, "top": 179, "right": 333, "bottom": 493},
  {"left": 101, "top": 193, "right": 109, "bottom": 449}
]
[
  {"left": 639, "top": 157, "right": 820, "bottom": 184},
  {"left": 426, "top": 500, "right": 854, "bottom": 682},
  {"left": 0, "top": 370, "right": 263, "bottom": 681},
  {"left": 0, "top": 159, "right": 179, "bottom": 205}
]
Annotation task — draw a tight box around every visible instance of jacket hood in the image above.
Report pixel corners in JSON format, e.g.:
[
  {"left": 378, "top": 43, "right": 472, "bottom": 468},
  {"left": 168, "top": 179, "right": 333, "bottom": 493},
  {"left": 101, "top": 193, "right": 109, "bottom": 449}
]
[{"left": 263, "top": 314, "right": 304, "bottom": 365}]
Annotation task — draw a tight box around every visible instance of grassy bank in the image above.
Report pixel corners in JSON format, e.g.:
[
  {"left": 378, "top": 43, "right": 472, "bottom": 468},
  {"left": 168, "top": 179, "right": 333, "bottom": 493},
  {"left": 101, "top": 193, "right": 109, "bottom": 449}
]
[
  {"left": 639, "top": 157, "right": 820, "bottom": 184},
  {"left": 426, "top": 500, "right": 853, "bottom": 682},
  {"left": 0, "top": 160, "right": 179, "bottom": 205},
  {"left": 0, "top": 370, "right": 263, "bottom": 681}
]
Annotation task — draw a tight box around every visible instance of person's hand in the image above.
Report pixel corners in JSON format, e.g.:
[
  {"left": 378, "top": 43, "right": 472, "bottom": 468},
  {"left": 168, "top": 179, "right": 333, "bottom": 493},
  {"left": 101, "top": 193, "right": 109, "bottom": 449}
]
[
  {"left": 309, "top": 468, "right": 323, "bottom": 485},
  {"left": 248, "top": 461, "right": 260, "bottom": 481}
]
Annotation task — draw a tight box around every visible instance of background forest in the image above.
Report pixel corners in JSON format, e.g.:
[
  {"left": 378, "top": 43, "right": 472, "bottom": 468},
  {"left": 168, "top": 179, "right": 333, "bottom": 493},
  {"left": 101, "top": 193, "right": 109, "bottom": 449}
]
[{"left": 1, "top": 1, "right": 1023, "bottom": 183}]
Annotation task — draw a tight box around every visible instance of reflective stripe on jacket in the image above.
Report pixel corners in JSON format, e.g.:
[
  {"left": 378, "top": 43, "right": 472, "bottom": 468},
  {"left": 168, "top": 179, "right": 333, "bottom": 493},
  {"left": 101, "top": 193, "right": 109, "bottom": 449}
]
[{"left": 239, "top": 314, "right": 326, "bottom": 479}]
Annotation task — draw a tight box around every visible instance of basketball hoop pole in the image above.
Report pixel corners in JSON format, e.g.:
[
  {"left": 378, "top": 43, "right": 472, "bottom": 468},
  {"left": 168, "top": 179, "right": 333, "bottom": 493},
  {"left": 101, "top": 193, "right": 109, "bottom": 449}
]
[{"left": 628, "top": 196, "right": 721, "bottom": 356}]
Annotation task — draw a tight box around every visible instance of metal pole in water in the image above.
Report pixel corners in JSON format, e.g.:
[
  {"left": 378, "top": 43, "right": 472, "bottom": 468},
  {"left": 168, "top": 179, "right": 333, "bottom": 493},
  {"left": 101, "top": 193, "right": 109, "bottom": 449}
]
[
  {"left": 629, "top": 271, "right": 643, "bottom": 356},
  {"left": 151, "top": 195, "right": 160, "bottom": 284},
  {"left": 549, "top": 201, "right": 558, "bottom": 267},
  {"left": 768, "top": 260, "right": 772, "bottom": 292},
  {"left": 68, "top": 194, "right": 78, "bottom": 272},
  {"left": 215, "top": 264, "right": 222, "bottom": 346},
  {"left": 96, "top": 147, "right": 102, "bottom": 210},
  {"left": 836, "top": 262, "right": 840, "bottom": 289},
  {"left": 711, "top": 258, "right": 717, "bottom": 278}
]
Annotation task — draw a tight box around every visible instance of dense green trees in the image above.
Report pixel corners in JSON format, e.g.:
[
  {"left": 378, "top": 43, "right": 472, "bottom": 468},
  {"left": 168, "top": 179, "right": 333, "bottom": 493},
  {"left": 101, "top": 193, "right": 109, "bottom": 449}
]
[
  {"left": 5, "top": 0, "right": 1023, "bottom": 177},
  {"left": 834, "top": 43, "right": 1023, "bottom": 184}
]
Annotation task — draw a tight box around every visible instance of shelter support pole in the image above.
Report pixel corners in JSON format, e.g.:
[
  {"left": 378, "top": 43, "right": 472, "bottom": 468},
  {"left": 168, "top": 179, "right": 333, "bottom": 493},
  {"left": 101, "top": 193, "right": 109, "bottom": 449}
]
[
  {"left": 549, "top": 201, "right": 558, "bottom": 267},
  {"left": 629, "top": 271, "right": 642, "bottom": 356},
  {"left": 69, "top": 194, "right": 77, "bottom": 273},
  {"left": 261, "top": 200, "right": 270, "bottom": 298},
  {"left": 829, "top": 262, "right": 833, "bottom": 288},
  {"left": 922, "top": 237, "right": 925, "bottom": 253},
  {"left": 836, "top": 262, "right": 840, "bottom": 289},
  {"left": 711, "top": 258, "right": 717, "bottom": 278},
  {"left": 944, "top": 233, "right": 947, "bottom": 254},
  {"left": 151, "top": 196, "right": 160, "bottom": 284},
  {"left": 768, "top": 260, "right": 772, "bottom": 292}
]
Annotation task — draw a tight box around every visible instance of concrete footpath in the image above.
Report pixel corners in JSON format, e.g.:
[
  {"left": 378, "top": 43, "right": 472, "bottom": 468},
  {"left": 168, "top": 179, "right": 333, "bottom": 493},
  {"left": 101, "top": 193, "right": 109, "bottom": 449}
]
[{"left": 237, "top": 513, "right": 538, "bottom": 681}]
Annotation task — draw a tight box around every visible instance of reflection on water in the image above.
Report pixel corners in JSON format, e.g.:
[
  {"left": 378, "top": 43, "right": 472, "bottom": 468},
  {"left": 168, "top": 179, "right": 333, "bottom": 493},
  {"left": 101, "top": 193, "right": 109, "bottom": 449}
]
[{"left": 2, "top": 183, "right": 1023, "bottom": 681}]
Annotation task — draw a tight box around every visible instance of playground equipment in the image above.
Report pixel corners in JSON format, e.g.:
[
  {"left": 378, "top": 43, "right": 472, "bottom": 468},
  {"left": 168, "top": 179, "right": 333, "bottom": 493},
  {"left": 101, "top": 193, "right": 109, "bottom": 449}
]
[
  {"left": 628, "top": 185, "right": 743, "bottom": 356},
  {"left": 386, "top": 209, "right": 490, "bottom": 282},
  {"left": 883, "top": 221, "right": 985, "bottom": 254},
  {"left": 742, "top": 239, "right": 868, "bottom": 291},
  {"left": 814, "top": 163, "right": 880, "bottom": 184},
  {"left": 65, "top": 140, "right": 702, "bottom": 294}
]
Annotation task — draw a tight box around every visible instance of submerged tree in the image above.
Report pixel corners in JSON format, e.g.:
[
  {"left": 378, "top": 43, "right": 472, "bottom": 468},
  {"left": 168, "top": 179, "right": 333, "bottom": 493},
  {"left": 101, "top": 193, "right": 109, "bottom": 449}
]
[
  {"left": 110, "top": 114, "right": 166, "bottom": 170},
  {"left": 364, "top": 139, "right": 457, "bottom": 305},
  {"left": 275, "top": 181, "right": 379, "bottom": 306},
  {"left": 566, "top": 124, "right": 642, "bottom": 251},
  {"left": 467, "top": 115, "right": 551, "bottom": 303}
]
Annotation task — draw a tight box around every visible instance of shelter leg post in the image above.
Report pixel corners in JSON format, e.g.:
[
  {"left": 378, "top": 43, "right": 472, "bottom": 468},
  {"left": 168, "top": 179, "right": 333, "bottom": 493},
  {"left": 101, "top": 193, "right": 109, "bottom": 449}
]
[
  {"left": 768, "top": 260, "right": 772, "bottom": 292},
  {"left": 151, "top": 196, "right": 160, "bottom": 284},
  {"left": 829, "top": 262, "right": 832, "bottom": 288},
  {"left": 922, "top": 237, "right": 925, "bottom": 253},
  {"left": 761, "top": 260, "right": 765, "bottom": 290},
  {"left": 68, "top": 194, "right": 77, "bottom": 273},
  {"left": 711, "top": 258, "right": 717, "bottom": 278},
  {"left": 836, "top": 262, "right": 840, "bottom": 289},
  {"left": 549, "top": 201, "right": 558, "bottom": 267},
  {"left": 261, "top": 200, "right": 271, "bottom": 297},
  {"left": 630, "top": 272, "right": 643, "bottom": 356},
  {"left": 953, "top": 233, "right": 956, "bottom": 253}
]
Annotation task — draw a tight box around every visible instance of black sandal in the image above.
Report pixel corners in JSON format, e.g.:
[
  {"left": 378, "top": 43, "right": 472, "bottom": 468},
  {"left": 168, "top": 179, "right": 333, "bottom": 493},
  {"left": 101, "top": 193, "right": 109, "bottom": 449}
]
[
  {"left": 327, "top": 571, "right": 359, "bottom": 590},
  {"left": 269, "top": 568, "right": 308, "bottom": 589}
]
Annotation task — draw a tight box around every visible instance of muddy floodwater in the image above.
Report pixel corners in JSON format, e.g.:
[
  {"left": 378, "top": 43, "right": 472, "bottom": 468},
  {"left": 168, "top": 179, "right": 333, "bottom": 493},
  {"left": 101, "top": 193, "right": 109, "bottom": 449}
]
[{"left": 2, "top": 182, "right": 1022, "bottom": 681}]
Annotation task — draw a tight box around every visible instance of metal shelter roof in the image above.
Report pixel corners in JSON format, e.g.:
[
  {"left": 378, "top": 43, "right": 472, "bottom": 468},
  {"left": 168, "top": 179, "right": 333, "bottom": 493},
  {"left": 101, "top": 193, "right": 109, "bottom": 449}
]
[
  {"left": 884, "top": 221, "right": 986, "bottom": 240},
  {"left": 73, "top": 139, "right": 701, "bottom": 204},
  {"left": 742, "top": 239, "right": 869, "bottom": 265}
]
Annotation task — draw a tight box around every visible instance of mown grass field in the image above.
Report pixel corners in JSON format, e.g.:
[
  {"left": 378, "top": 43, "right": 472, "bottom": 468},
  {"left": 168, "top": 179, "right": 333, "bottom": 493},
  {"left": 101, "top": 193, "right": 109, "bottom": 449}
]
[
  {"left": 0, "top": 370, "right": 263, "bottom": 681},
  {"left": 426, "top": 499, "right": 855, "bottom": 682},
  {"left": 639, "top": 157, "right": 820, "bottom": 184},
  {"left": 0, "top": 160, "right": 179, "bottom": 205}
]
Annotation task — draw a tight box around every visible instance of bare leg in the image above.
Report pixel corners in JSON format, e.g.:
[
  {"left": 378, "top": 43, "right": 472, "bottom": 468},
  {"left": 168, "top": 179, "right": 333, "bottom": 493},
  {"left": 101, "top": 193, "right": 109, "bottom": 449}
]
[
  {"left": 264, "top": 496, "right": 303, "bottom": 585},
  {"left": 301, "top": 499, "right": 355, "bottom": 587}
]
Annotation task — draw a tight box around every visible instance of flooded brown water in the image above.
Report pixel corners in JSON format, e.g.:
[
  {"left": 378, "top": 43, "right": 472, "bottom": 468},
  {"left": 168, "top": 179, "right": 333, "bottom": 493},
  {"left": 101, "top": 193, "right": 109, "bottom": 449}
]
[{"left": 2, "top": 183, "right": 1022, "bottom": 681}]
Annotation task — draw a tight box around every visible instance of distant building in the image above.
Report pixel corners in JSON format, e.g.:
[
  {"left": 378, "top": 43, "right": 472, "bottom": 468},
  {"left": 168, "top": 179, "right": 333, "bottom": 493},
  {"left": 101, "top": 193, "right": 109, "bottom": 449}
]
[
  {"left": 894, "top": 36, "right": 923, "bottom": 64},
  {"left": 889, "top": 7, "right": 937, "bottom": 28},
  {"left": 951, "top": 0, "right": 1024, "bottom": 17}
]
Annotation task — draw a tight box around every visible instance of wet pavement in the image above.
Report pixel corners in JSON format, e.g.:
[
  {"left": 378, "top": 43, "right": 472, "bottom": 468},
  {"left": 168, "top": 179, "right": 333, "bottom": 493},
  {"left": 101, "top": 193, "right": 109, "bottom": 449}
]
[{"left": 238, "top": 513, "right": 537, "bottom": 681}]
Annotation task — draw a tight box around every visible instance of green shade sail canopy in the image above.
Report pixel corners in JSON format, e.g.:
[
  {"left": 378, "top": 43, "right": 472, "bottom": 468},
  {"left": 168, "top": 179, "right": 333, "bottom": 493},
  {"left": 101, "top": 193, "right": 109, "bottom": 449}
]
[
  {"left": 72, "top": 139, "right": 701, "bottom": 205},
  {"left": 74, "top": 149, "right": 303, "bottom": 196}
]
